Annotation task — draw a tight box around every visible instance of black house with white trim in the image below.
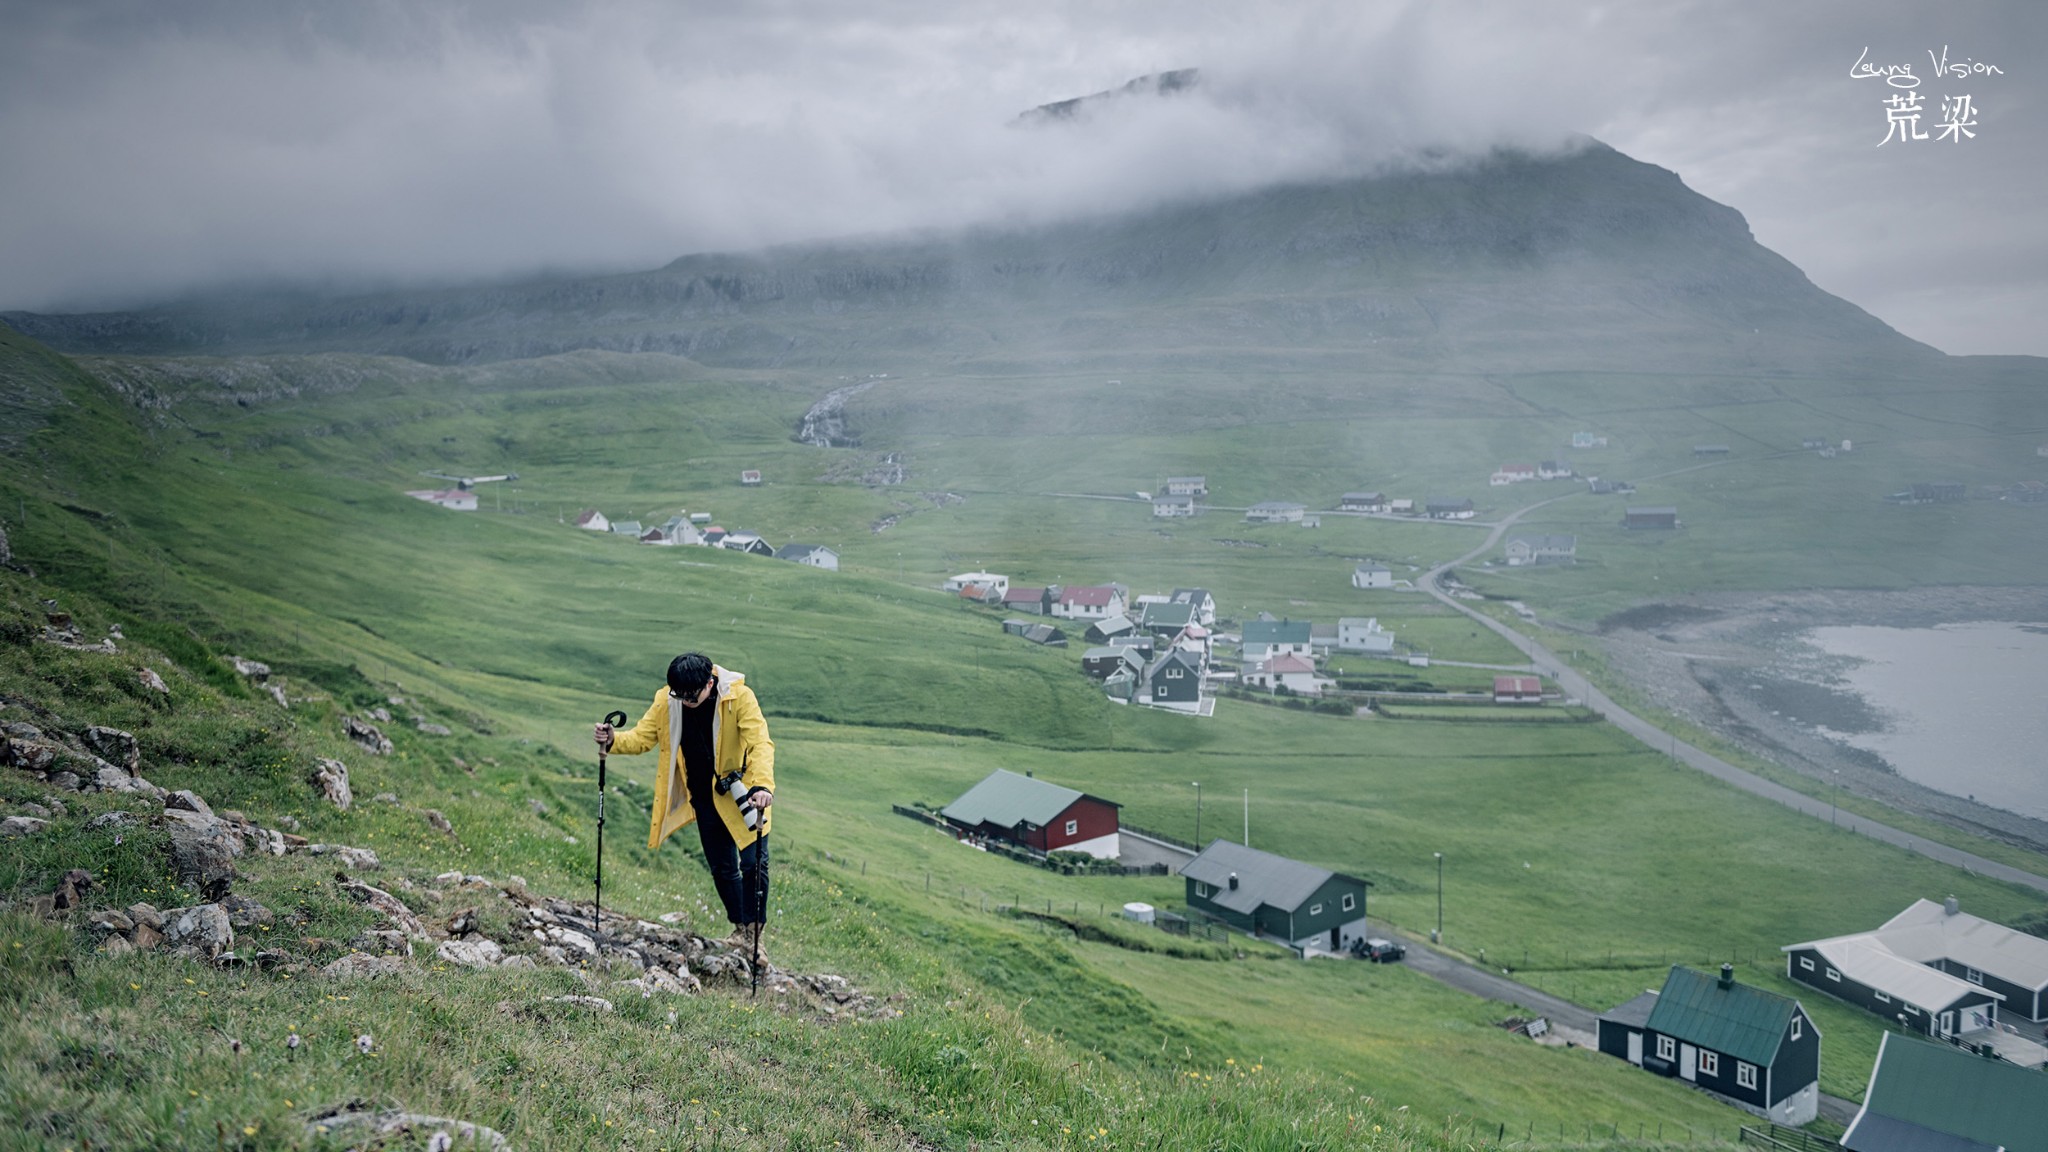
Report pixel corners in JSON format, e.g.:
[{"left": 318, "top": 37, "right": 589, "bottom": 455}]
[
  {"left": 1597, "top": 965, "right": 1820, "bottom": 1124},
  {"left": 1783, "top": 896, "right": 2048, "bottom": 1033}
]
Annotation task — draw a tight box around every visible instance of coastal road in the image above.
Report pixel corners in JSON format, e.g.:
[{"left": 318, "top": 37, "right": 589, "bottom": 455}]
[{"left": 1420, "top": 498, "right": 2048, "bottom": 898}]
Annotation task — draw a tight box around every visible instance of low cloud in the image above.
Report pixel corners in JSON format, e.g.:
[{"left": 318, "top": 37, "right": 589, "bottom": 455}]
[{"left": 1, "top": 0, "right": 2041, "bottom": 355}]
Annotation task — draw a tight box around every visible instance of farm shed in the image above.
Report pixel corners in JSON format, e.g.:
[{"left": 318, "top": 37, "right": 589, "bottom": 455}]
[
  {"left": 1494, "top": 676, "right": 1543, "bottom": 703},
  {"left": 774, "top": 543, "right": 839, "bottom": 570},
  {"left": 1623, "top": 506, "right": 1679, "bottom": 529}
]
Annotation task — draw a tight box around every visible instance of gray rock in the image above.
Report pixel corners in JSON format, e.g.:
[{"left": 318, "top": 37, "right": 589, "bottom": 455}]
[
  {"left": 422, "top": 809, "right": 453, "bottom": 835},
  {"left": 265, "top": 683, "right": 289, "bottom": 709},
  {"left": 163, "top": 903, "right": 234, "bottom": 958},
  {"left": 435, "top": 939, "right": 505, "bottom": 968},
  {"left": 165, "top": 789, "right": 214, "bottom": 817},
  {"left": 321, "top": 953, "right": 405, "bottom": 979},
  {"left": 131, "top": 922, "right": 165, "bottom": 950},
  {"left": 415, "top": 722, "right": 451, "bottom": 736},
  {"left": 540, "top": 995, "right": 613, "bottom": 1012},
  {"left": 349, "top": 929, "right": 414, "bottom": 957},
  {"left": 18, "top": 801, "right": 51, "bottom": 818},
  {"left": 528, "top": 798, "right": 549, "bottom": 816},
  {"left": 220, "top": 894, "right": 274, "bottom": 929},
  {"left": 252, "top": 828, "right": 287, "bottom": 856},
  {"left": 49, "top": 770, "right": 81, "bottom": 792},
  {"left": 306, "top": 1109, "right": 508, "bottom": 1152},
  {"left": 371, "top": 792, "right": 398, "bottom": 804},
  {"left": 229, "top": 656, "right": 270, "bottom": 680},
  {"left": 1, "top": 815, "right": 49, "bottom": 837},
  {"left": 94, "top": 766, "right": 137, "bottom": 791},
  {"left": 89, "top": 909, "right": 135, "bottom": 934},
  {"left": 343, "top": 717, "right": 392, "bottom": 756},
  {"left": 126, "top": 902, "right": 164, "bottom": 931},
  {"left": 98, "top": 934, "right": 136, "bottom": 957},
  {"left": 369, "top": 707, "right": 391, "bottom": 723},
  {"left": 338, "top": 879, "right": 427, "bottom": 937},
  {"left": 164, "top": 810, "right": 240, "bottom": 896},
  {"left": 311, "top": 757, "right": 352, "bottom": 810},
  {"left": 87, "top": 811, "right": 134, "bottom": 831},
  {"left": 81, "top": 726, "right": 139, "bottom": 771},
  {"left": 138, "top": 667, "right": 169, "bottom": 695},
  {"left": 498, "top": 954, "right": 539, "bottom": 970},
  {"left": 9, "top": 741, "right": 57, "bottom": 772}
]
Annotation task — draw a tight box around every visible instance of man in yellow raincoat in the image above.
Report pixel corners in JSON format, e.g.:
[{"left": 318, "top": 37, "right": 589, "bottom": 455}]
[{"left": 593, "top": 653, "right": 775, "bottom": 955}]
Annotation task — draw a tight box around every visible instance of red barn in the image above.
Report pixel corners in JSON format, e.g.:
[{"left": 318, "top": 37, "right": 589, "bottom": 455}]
[
  {"left": 940, "top": 768, "right": 1121, "bottom": 858},
  {"left": 1494, "top": 676, "right": 1543, "bottom": 704}
]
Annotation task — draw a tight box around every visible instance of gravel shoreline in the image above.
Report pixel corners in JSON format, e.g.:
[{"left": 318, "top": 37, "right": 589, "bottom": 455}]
[{"left": 1588, "top": 586, "right": 2048, "bottom": 858}]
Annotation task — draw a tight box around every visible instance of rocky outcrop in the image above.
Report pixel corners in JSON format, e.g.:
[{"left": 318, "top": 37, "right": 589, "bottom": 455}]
[
  {"left": 343, "top": 717, "right": 392, "bottom": 755},
  {"left": 310, "top": 757, "right": 352, "bottom": 809}
]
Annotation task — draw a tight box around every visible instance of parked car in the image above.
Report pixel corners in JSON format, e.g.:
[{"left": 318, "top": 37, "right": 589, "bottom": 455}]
[{"left": 1353, "top": 937, "right": 1405, "bottom": 963}]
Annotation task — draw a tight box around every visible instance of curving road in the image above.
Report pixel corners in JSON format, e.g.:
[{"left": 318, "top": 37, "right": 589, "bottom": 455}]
[{"left": 1420, "top": 496, "right": 2048, "bottom": 897}]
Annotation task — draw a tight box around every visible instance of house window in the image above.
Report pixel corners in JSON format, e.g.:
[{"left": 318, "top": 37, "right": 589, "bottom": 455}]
[
  {"left": 1791, "top": 1016, "right": 1803, "bottom": 1039},
  {"left": 1341, "top": 894, "right": 1356, "bottom": 912},
  {"left": 1309, "top": 903, "right": 1324, "bottom": 916},
  {"left": 1874, "top": 992, "right": 1890, "bottom": 1004},
  {"left": 1825, "top": 968, "right": 1840, "bottom": 982},
  {"left": 1656, "top": 1035, "right": 1675, "bottom": 1061},
  {"left": 1798, "top": 957, "right": 1814, "bottom": 972},
  {"left": 1195, "top": 883, "right": 1210, "bottom": 897},
  {"left": 1698, "top": 1051, "right": 1719, "bottom": 1077},
  {"left": 1064, "top": 820, "right": 1078, "bottom": 836},
  {"left": 1965, "top": 967, "right": 1984, "bottom": 986},
  {"left": 1736, "top": 1062, "right": 1756, "bottom": 1090}
]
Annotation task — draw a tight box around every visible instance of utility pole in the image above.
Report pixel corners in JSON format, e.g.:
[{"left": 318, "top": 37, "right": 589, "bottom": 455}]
[
  {"left": 1243, "top": 788, "right": 1249, "bottom": 847},
  {"left": 1191, "top": 781, "right": 1202, "bottom": 846},
  {"left": 1434, "top": 852, "right": 1444, "bottom": 944}
]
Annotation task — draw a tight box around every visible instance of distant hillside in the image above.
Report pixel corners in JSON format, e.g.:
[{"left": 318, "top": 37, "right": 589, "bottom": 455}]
[{"left": 3, "top": 142, "right": 1936, "bottom": 382}]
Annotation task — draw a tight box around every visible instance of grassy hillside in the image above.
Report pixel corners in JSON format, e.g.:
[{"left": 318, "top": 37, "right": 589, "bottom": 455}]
[{"left": 3, "top": 320, "right": 2046, "bottom": 1145}]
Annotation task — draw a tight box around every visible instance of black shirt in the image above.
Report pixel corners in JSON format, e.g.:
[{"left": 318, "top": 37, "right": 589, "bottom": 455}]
[{"left": 678, "top": 686, "right": 717, "bottom": 812}]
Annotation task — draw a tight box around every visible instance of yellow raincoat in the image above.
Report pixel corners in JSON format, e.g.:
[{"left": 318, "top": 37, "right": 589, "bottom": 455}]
[{"left": 607, "top": 665, "right": 775, "bottom": 851}]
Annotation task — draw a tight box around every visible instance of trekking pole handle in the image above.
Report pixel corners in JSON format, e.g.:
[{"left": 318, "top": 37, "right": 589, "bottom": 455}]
[{"left": 598, "top": 711, "right": 627, "bottom": 816}]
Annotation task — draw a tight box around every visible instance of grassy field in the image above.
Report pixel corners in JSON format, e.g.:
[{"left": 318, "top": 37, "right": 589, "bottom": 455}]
[{"left": 4, "top": 325, "right": 2047, "bottom": 1142}]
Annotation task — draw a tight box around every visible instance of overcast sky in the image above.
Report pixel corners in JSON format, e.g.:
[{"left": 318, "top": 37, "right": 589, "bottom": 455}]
[{"left": 1, "top": 0, "right": 2041, "bottom": 356}]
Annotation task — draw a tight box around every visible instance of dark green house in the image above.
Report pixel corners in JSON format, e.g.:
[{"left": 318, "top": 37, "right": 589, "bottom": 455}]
[
  {"left": 1842, "top": 1032, "right": 2048, "bottom": 1152},
  {"left": 1597, "top": 964, "right": 1819, "bottom": 1124},
  {"left": 1181, "top": 839, "right": 1369, "bottom": 956}
]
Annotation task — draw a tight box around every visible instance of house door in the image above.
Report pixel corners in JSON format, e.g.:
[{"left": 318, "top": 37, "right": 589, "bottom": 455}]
[
  {"left": 1626, "top": 1033, "right": 1643, "bottom": 1066},
  {"left": 1679, "top": 1044, "right": 1697, "bottom": 1081},
  {"left": 1937, "top": 1011, "right": 1954, "bottom": 1038}
]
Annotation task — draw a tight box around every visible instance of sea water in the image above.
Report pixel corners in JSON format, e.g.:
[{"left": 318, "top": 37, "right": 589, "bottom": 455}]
[{"left": 1806, "top": 622, "right": 2048, "bottom": 821}]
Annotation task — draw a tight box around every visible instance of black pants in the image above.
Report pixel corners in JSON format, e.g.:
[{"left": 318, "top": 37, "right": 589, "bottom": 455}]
[{"left": 693, "top": 802, "right": 768, "bottom": 925}]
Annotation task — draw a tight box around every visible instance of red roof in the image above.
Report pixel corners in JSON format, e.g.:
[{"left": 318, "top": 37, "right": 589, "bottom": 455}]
[
  {"left": 1494, "top": 676, "right": 1542, "bottom": 695},
  {"left": 1058, "top": 585, "right": 1118, "bottom": 607},
  {"left": 1003, "top": 586, "right": 1046, "bottom": 602},
  {"left": 1262, "top": 654, "right": 1316, "bottom": 674}
]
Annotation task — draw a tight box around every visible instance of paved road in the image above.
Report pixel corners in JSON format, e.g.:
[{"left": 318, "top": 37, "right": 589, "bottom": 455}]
[
  {"left": 1418, "top": 497, "right": 2048, "bottom": 898},
  {"left": 1379, "top": 922, "right": 1861, "bottom": 1125}
]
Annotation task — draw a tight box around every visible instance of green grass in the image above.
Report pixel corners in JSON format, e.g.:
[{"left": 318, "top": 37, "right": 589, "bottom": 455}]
[{"left": 5, "top": 323, "right": 2048, "bottom": 1141}]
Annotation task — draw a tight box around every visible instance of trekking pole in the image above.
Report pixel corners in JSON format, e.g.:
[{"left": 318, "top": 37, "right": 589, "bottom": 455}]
[
  {"left": 749, "top": 811, "right": 770, "bottom": 998},
  {"left": 595, "top": 710, "right": 628, "bottom": 943}
]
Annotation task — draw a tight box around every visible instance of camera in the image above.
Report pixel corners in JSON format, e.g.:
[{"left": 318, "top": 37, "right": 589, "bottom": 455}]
[{"left": 719, "top": 771, "right": 762, "bottom": 830}]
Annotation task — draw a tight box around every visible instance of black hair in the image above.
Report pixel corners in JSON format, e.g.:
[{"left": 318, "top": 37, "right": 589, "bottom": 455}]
[{"left": 666, "top": 652, "right": 715, "bottom": 697}]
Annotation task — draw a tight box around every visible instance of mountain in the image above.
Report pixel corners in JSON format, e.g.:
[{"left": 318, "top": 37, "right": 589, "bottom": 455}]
[{"left": 2, "top": 141, "right": 1938, "bottom": 383}]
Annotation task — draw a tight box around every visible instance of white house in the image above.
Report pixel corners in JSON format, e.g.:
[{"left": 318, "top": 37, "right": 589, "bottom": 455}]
[
  {"left": 658, "top": 515, "right": 704, "bottom": 546},
  {"left": 720, "top": 531, "right": 774, "bottom": 556},
  {"left": 1164, "top": 476, "right": 1208, "bottom": 496},
  {"left": 1245, "top": 501, "right": 1307, "bottom": 523},
  {"left": 1351, "top": 562, "right": 1393, "bottom": 589},
  {"left": 944, "top": 571, "right": 1010, "bottom": 598},
  {"left": 1339, "top": 492, "right": 1386, "bottom": 512},
  {"left": 1243, "top": 654, "right": 1329, "bottom": 696},
  {"left": 573, "top": 509, "right": 610, "bottom": 531},
  {"left": 1152, "top": 495, "right": 1197, "bottom": 518},
  {"left": 740, "top": 470, "right": 762, "bottom": 486},
  {"left": 1426, "top": 497, "right": 1476, "bottom": 520},
  {"left": 1241, "top": 619, "right": 1313, "bottom": 662},
  {"left": 1053, "top": 585, "right": 1126, "bottom": 620},
  {"left": 1388, "top": 498, "right": 1415, "bottom": 515},
  {"left": 1504, "top": 534, "right": 1578, "bottom": 566},
  {"left": 1572, "top": 431, "right": 1609, "bottom": 449},
  {"left": 1337, "top": 617, "right": 1395, "bottom": 653},
  {"left": 775, "top": 543, "right": 840, "bottom": 570},
  {"left": 1538, "top": 461, "right": 1573, "bottom": 480},
  {"left": 1170, "top": 588, "right": 1217, "bottom": 625}
]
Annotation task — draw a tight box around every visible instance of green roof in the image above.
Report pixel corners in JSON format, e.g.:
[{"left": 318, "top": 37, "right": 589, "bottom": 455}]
[
  {"left": 1853, "top": 1032, "right": 2048, "bottom": 1152},
  {"left": 1140, "top": 602, "right": 1196, "bottom": 628},
  {"left": 1644, "top": 966, "right": 1796, "bottom": 1068},
  {"left": 1243, "top": 619, "right": 1311, "bottom": 645},
  {"left": 941, "top": 768, "right": 1114, "bottom": 828}
]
